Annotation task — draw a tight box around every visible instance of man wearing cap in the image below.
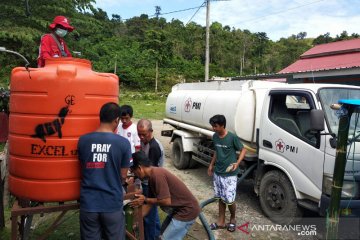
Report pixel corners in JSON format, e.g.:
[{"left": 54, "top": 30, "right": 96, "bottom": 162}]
[{"left": 37, "top": 15, "right": 75, "bottom": 67}]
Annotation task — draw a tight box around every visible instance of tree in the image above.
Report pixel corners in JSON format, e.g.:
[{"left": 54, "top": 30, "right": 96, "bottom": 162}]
[
  {"left": 141, "top": 29, "right": 173, "bottom": 92},
  {"left": 296, "top": 32, "right": 307, "bottom": 40},
  {"left": 335, "top": 30, "right": 350, "bottom": 41}
]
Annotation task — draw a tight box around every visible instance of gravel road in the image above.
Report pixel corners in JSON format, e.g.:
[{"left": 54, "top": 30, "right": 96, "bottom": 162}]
[{"left": 151, "top": 120, "right": 321, "bottom": 240}]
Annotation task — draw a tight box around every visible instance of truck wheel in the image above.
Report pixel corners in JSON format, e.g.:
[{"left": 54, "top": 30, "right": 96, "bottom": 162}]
[
  {"left": 188, "top": 158, "right": 198, "bottom": 169},
  {"left": 259, "top": 170, "right": 302, "bottom": 224},
  {"left": 172, "top": 138, "right": 190, "bottom": 169}
]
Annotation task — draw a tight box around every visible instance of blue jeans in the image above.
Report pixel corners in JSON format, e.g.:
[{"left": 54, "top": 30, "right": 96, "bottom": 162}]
[
  {"left": 142, "top": 183, "right": 161, "bottom": 240},
  {"left": 161, "top": 217, "right": 195, "bottom": 240}
]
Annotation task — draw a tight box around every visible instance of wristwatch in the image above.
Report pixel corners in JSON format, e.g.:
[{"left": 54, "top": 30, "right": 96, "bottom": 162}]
[{"left": 144, "top": 197, "right": 147, "bottom": 204}]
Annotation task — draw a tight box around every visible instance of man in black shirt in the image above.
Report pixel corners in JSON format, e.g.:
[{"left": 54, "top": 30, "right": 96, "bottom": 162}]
[{"left": 137, "top": 119, "right": 164, "bottom": 167}]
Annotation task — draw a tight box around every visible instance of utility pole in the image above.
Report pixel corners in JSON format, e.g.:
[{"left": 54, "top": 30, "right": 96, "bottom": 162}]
[
  {"left": 205, "top": 0, "right": 210, "bottom": 82},
  {"left": 114, "top": 54, "right": 117, "bottom": 74},
  {"left": 155, "top": 6, "right": 161, "bottom": 19}
]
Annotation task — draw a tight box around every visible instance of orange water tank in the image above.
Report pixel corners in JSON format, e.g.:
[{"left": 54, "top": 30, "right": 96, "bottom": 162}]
[{"left": 8, "top": 58, "right": 119, "bottom": 202}]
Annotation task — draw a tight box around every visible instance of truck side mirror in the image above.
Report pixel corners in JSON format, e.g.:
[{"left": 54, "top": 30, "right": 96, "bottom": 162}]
[{"left": 310, "top": 109, "right": 325, "bottom": 131}]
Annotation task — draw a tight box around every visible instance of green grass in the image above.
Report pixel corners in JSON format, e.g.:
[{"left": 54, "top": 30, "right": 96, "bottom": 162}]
[
  {"left": 0, "top": 143, "right": 4, "bottom": 152},
  {"left": 30, "top": 210, "right": 80, "bottom": 240},
  {"left": 0, "top": 206, "right": 80, "bottom": 240},
  {"left": 119, "top": 90, "right": 167, "bottom": 120},
  {"left": 0, "top": 207, "right": 11, "bottom": 240}
]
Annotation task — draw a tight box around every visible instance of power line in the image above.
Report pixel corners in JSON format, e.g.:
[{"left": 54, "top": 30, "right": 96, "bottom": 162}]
[
  {"left": 121, "top": 4, "right": 206, "bottom": 21},
  {"left": 151, "top": 5, "right": 206, "bottom": 17},
  {"left": 185, "top": 0, "right": 229, "bottom": 25},
  {"left": 186, "top": 2, "right": 206, "bottom": 25}
]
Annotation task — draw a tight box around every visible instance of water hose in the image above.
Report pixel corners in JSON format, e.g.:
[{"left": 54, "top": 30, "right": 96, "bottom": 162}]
[{"left": 199, "top": 197, "right": 217, "bottom": 240}]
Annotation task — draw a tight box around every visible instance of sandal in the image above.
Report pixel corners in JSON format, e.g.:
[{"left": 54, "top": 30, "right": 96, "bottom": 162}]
[
  {"left": 227, "top": 223, "right": 236, "bottom": 232},
  {"left": 210, "top": 222, "right": 226, "bottom": 230}
]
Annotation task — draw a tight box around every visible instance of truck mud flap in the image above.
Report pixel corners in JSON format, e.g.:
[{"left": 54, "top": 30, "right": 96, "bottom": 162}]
[{"left": 161, "top": 130, "right": 173, "bottom": 137}]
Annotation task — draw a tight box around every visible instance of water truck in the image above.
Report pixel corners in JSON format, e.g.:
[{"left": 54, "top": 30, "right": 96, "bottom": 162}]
[{"left": 162, "top": 80, "right": 360, "bottom": 224}]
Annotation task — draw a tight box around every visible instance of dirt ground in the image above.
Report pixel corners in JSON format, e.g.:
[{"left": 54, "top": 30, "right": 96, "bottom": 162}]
[{"left": 152, "top": 120, "right": 319, "bottom": 240}]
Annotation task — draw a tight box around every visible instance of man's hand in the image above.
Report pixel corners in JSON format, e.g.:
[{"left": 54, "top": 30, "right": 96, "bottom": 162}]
[
  {"left": 207, "top": 164, "right": 214, "bottom": 176},
  {"left": 233, "top": 163, "right": 239, "bottom": 171},
  {"left": 229, "top": 163, "right": 239, "bottom": 172},
  {"left": 129, "top": 194, "right": 145, "bottom": 207}
]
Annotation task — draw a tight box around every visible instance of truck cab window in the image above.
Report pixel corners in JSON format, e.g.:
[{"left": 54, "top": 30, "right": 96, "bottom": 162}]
[{"left": 270, "top": 94, "right": 317, "bottom": 145}]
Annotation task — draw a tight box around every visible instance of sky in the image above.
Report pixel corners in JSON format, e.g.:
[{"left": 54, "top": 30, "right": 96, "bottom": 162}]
[{"left": 95, "top": 0, "right": 360, "bottom": 41}]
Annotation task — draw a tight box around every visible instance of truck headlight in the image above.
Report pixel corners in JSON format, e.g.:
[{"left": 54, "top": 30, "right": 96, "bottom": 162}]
[
  {"left": 322, "top": 175, "right": 360, "bottom": 199},
  {"left": 322, "top": 175, "right": 332, "bottom": 196}
]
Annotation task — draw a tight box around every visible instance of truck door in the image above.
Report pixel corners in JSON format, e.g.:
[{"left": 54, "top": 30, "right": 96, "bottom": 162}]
[{"left": 260, "top": 90, "right": 324, "bottom": 200}]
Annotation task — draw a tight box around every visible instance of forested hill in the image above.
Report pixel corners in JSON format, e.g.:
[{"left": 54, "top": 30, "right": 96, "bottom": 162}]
[{"left": 1, "top": 0, "right": 359, "bottom": 91}]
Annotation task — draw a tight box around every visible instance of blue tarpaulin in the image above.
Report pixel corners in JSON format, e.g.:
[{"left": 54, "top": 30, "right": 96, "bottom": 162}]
[{"left": 339, "top": 99, "right": 360, "bottom": 106}]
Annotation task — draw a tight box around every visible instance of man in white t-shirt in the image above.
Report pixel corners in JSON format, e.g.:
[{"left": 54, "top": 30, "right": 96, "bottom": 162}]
[{"left": 116, "top": 105, "right": 141, "bottom": 154}]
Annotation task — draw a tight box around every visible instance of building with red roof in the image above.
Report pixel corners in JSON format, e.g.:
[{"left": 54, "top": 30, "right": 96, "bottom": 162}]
[{"left": 279, "top": 38, "right": 360, "bottom": 85}]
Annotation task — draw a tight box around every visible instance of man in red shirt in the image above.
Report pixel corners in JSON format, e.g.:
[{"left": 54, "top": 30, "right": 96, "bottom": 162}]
[{"left": 37, "top": 16, "right": 74, "bottom": 67}]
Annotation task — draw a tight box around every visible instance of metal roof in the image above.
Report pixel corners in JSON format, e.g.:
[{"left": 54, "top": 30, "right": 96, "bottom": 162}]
[
  {"left": 301, "top": 38, "right": 360, "bottom": 58},
  {"left": 279, "top": 52, "right": 360, "bottom": 74},
  {"left": 279, "top": 39, "right": 360, "bottom": 74}
]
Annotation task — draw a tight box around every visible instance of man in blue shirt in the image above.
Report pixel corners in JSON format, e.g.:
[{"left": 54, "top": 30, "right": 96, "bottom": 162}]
[{"left": 78, "top": 102, "right": 132, "bottom": 240}]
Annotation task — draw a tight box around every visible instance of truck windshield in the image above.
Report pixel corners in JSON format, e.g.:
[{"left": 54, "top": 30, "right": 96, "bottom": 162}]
[{"left": 319, "top": 88, "right": 360, "bottom": 134}]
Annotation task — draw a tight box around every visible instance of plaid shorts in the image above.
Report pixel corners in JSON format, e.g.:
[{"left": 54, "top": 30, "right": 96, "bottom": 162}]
[{"left": 213, "top": 173, "right": 238, "bottom": 204}]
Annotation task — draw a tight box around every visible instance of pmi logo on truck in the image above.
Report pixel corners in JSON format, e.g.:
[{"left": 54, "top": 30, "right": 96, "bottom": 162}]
[
  {"left": 275, "top": 139, "right": 298, "bottom": 154},
  {"left": 184, "top": 97, "right": 201, "bottom": 112}
]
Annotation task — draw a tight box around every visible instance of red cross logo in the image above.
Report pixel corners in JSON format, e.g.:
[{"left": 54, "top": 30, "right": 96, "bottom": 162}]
[
  {"left": 184, "top": 98, "right": 192, "bottom": 112},
  {"left": 275, "top": 139, "right": 285, "bottom": 152}
]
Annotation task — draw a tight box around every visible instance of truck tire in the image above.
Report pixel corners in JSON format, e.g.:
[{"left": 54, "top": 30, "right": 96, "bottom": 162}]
[
  {"left": 172, "top": 138, "right": 190, "bottom": 169},
  {"left": 259, "top": 170, "right": 302, "bottom": 224},
  {"left": 188, "top": 158, "right": 198, "bottom": 169}
]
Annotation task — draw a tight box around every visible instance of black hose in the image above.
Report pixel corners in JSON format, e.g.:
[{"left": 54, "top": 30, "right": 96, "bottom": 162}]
[{"left": 199, "top": 197, "right": 217, "bottom": 240}]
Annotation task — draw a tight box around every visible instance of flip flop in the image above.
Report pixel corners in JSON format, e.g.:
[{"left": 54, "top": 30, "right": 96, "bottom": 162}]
[
  {"left": 227, "top": 223, "right": 236, "bottom": 232},
  {"left": 210, "top": 222, "right": 226, "bottom": 230}
]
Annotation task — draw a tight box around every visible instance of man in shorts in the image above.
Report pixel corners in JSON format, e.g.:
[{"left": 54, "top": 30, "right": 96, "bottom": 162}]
[{"left": 207, "top": 114, "right": 246, "bottom": 232}]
